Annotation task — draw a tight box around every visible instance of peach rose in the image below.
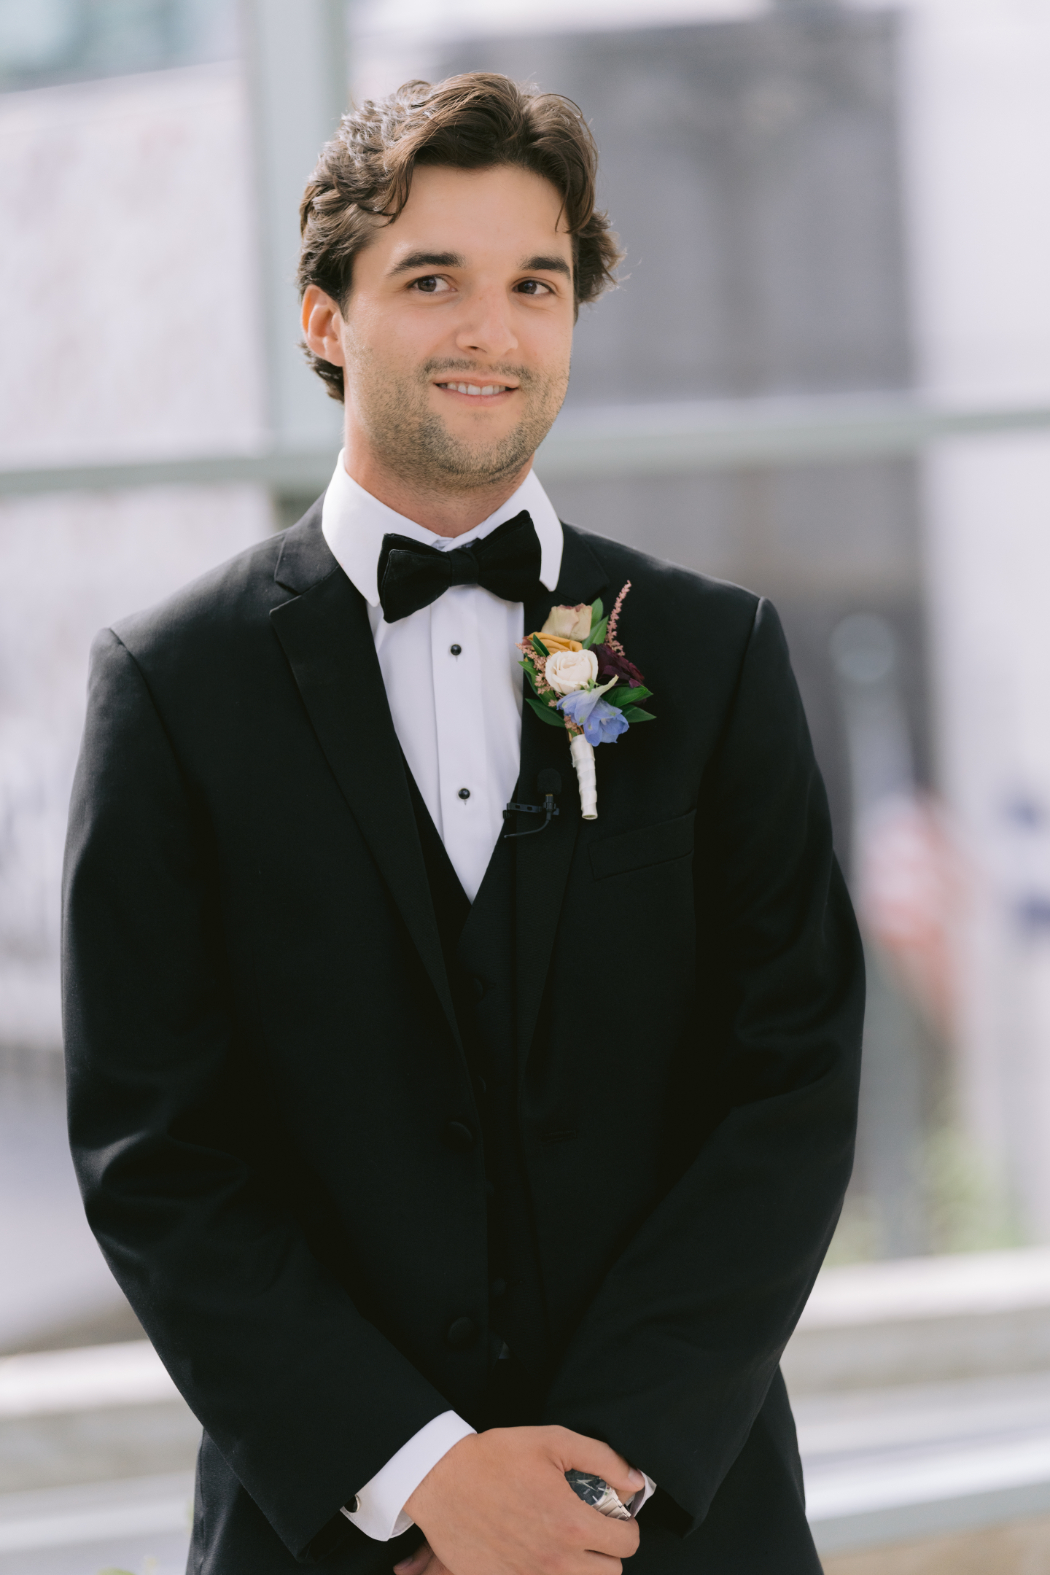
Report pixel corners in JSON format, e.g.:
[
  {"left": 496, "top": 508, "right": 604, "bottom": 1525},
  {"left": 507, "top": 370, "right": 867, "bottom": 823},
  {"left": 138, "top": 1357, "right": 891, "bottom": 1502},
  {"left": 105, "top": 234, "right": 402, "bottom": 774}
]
[
  {"left": 545, "top": 648, "right": 599, "bottom": 694},
  {"left": 531, "top": 633, "right": 582, "bottom": 655},
  {"left": 541, "top": 603, "right": 592, "bottom": 642}
]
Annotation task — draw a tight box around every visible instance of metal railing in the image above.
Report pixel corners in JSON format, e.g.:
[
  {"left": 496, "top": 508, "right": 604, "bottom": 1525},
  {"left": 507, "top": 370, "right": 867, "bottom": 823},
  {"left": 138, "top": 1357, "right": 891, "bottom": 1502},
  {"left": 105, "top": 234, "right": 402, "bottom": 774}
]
[{"left": 2, "top": 393, "right": 1049, "bottom": 500}]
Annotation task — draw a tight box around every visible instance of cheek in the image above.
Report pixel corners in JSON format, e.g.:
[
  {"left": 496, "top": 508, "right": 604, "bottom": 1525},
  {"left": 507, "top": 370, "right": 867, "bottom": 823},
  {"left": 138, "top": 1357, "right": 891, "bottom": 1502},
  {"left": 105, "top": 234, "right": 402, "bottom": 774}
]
[
  {"left": 345, "top": 312, "right": 419, "bottom": 384},
  {"left": 517, "top": 314, "right": 572, "bottom": 382},
  {"left": 370, "top": 308, "right": 454, "bottom": 375}
]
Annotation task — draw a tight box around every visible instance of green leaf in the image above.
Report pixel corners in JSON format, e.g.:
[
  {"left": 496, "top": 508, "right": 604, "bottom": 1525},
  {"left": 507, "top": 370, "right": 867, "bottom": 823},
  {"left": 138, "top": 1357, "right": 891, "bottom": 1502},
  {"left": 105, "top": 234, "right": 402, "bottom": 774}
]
[
  {"left": 604, "top": 684, "right": 653, "bottom": 709},
  {"left": 591, "top": 597, "right": 604, "bottom": 623},
  {"left": 583, "top": 616, "right": 609, "bottom": 650},
  {"left": 519, "top": 659, "right": 541, "bottom": 695},
  {"left": 526, "top": 695, "right": 566, "bottom": 728},
  {"left": 622, "top": 706, "right": 656, "bottom": 723},
  {"left": 531, "top": 635, "right": 550, "bottom": 658}
]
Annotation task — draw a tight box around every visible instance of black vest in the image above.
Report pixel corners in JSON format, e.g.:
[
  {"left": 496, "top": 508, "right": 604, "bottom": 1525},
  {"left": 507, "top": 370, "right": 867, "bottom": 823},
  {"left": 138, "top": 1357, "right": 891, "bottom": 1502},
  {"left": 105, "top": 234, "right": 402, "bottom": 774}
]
[{"left": 405, "top": 767, "right": 549, "bottom": 1423}]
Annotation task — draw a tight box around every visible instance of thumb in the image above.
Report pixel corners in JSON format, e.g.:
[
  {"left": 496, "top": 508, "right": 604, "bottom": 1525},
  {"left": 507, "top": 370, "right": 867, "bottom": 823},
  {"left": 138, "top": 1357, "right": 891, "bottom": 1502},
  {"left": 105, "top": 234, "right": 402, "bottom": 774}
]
[
  {"left": 393, "top": 1541, "right": 433, "bottom": 1575},
  {"left": 548, "top": 1428, "right": 645, "bottom": 1503}
]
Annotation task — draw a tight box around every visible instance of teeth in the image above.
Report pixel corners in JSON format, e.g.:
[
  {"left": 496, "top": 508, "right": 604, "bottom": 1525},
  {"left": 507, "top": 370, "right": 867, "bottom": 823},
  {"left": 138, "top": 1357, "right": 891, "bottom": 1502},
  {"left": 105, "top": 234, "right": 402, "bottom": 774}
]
[{"left": 439, "top": 382, "right": 513, "bottom": 396}]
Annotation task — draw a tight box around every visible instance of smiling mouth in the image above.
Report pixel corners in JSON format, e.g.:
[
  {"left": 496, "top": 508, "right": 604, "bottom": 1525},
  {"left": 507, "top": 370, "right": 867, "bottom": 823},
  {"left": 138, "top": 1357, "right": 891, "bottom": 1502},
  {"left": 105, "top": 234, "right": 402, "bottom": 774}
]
[{"left": 435, "top": 381, "right": 518, "bottom": 398}]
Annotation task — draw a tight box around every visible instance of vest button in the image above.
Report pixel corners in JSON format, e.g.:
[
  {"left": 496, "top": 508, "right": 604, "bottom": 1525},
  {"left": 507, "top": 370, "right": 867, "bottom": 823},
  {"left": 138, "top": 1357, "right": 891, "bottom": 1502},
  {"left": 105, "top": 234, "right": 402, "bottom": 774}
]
[
  {"left": 446, "top": 1316, "right": 478, "bottom": 1350},
  {"left": 444, "top": 1120, "right": 475, "bottom": 1152},
  {"left": 490, "top": 1277, "right": 507, "bottom": 1298}
]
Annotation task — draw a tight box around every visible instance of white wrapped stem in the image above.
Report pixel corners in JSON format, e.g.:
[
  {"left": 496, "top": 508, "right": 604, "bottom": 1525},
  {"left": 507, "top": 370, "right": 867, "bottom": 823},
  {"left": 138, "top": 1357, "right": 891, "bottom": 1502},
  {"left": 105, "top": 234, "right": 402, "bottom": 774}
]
[{"left": 570, "top": 734, "right": 597, "bottom": 819}]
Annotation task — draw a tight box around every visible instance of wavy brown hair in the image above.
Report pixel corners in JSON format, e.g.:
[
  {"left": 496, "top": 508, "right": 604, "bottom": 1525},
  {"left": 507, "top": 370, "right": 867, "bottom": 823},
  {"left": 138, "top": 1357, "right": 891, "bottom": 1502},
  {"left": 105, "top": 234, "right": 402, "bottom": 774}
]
[{"left": 297, "top": 72, "right": 623, "bottom": 401}]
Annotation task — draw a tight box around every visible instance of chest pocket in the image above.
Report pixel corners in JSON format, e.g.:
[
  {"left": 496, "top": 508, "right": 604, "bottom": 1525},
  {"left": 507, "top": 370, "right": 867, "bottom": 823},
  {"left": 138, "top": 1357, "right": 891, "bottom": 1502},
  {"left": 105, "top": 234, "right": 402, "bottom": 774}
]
[{"left": 589, "top": 810, "right": 695, "bottom": 880}]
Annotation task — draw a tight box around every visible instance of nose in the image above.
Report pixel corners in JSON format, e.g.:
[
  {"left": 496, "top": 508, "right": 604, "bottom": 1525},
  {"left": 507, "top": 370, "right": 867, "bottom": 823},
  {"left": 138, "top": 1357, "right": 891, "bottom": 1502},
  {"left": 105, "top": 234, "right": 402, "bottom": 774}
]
[{"left": 454, "top": 285, "right": 518, "bottom": 360}]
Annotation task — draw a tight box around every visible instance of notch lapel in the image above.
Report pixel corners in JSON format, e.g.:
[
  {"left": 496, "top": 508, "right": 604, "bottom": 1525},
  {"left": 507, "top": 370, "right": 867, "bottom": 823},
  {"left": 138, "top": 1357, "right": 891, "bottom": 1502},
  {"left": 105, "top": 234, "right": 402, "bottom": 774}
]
[
  {"left": 514, "top": 525, "right": 609, "bottom": 1078},
  {"left": 269, "top": 512, "right": 464, "bottom": 1061}
]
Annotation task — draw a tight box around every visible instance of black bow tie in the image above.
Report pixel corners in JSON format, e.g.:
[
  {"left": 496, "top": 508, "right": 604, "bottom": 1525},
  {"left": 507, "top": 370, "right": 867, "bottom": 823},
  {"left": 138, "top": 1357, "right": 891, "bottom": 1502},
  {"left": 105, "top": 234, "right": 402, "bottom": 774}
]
[{"left": 377, "top": 509, "right": 544, "bottom": 623}]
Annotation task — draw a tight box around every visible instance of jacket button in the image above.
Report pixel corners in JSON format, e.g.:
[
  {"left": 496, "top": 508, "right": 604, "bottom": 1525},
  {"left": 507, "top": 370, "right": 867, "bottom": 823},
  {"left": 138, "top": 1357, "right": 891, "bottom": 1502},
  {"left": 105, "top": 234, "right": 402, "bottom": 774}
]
[
  {"left": 446, "top": 1316, "right": 478, "bottom": 1350},
  {"left": 472, "top": 976, "right": 485, "bottom": 999},
  {"left": 444, "top": 1120, "right": 475, "bottom": 1152},
  {"left": 490, "top": 1277, "right": 507, "bottom": 1298}
]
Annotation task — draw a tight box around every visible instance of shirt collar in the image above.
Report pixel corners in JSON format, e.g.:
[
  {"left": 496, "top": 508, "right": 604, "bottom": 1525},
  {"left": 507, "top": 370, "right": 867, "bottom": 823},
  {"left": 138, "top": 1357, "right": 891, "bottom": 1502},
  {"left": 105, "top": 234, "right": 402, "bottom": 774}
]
[{"left": 320, "top": 451, "right": 564, "bottom": 608}]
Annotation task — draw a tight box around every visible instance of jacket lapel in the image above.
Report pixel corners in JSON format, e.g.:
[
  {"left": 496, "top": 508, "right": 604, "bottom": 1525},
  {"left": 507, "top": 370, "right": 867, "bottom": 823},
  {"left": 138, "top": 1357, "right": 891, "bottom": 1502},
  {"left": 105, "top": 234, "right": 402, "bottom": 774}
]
[
  {"left": 514, "top": 525, "right": 610, "bottom": 1078},
  {"left": 269, "top": 508, "right": 464, "bottom": 1060}
]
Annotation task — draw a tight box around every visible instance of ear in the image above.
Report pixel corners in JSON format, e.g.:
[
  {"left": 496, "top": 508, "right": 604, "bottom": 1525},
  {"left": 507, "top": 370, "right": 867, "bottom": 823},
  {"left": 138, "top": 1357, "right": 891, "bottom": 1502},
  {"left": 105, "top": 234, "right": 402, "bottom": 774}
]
[{"left": 301, "top": 285, "right": 346, "bottom": 367}]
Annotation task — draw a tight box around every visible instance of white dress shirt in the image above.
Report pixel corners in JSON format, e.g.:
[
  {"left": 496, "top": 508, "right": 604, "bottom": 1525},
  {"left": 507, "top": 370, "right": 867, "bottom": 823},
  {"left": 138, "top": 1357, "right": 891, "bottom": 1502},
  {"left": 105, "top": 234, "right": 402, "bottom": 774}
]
[
  {"left": 321, "top": 453, "right": 562, "bottom": 902},
  {"left": 321, "top": 454, "right": 654, "bottom": 1538}
]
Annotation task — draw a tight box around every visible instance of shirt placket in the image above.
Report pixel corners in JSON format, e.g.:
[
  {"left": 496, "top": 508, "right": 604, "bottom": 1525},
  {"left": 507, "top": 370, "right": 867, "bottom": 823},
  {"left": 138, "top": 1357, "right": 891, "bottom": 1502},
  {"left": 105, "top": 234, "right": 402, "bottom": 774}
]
[{"left": 430, "top": 587, "right": 492, "bottom": 900}]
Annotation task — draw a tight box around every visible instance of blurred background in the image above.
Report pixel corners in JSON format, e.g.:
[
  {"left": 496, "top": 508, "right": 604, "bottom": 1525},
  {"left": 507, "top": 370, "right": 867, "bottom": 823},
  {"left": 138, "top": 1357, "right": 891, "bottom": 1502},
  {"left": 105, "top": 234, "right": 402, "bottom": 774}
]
[{"left": 2, "top": 0, "right": 1050, "bottom": 1570}]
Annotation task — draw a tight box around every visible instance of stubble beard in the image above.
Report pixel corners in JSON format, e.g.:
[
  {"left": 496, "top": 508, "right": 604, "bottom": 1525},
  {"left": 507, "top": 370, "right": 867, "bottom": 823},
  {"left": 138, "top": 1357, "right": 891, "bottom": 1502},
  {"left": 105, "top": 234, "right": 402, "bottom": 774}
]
[{"left": 348, "top": 349, "right": 569, "bottom": 496}]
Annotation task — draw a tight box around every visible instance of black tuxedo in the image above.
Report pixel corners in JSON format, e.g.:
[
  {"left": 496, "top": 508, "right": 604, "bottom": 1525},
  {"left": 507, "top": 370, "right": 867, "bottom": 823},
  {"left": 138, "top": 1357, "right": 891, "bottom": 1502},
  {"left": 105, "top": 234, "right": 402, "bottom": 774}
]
[{"left": 63, "top": 502, "right": 863, "bottom": 1573}]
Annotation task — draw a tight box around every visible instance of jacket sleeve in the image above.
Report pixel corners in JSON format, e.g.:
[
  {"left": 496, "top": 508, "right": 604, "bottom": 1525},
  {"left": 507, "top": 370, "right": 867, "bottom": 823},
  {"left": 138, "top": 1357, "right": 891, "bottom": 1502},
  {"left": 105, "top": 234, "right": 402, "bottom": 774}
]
[
  {"left": 62, "top": 629, "right": 450, "bottom": 1562},
  {"left": 541, "top": 596, "right": 864, "bottom": 1530}
]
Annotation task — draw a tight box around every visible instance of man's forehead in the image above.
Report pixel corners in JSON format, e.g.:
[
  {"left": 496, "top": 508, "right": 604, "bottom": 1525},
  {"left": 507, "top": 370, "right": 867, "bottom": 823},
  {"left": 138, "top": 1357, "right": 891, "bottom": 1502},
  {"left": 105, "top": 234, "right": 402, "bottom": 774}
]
[{"left": 387, "top": 165, "right": 570, "bottom": 235}]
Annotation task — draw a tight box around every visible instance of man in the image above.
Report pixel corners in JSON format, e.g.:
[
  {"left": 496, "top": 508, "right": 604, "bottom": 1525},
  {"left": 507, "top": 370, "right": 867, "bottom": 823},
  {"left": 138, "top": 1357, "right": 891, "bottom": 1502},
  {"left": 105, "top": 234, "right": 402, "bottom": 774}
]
[{"left": 63, "top": 73, "right": 863, "bottom": 1575}]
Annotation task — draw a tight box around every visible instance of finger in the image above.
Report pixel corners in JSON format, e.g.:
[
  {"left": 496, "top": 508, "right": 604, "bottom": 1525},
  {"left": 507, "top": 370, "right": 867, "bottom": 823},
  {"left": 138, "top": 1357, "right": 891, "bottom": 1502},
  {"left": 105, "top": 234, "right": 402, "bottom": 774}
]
[
  {"left": 547, "top": 1427, "right": 647, "bottom": 1504},
  {"left": 393, "top": 1541, "right": 433, "bottom": 1575},
  {"left": 582, "top": 1554, "right": 625, "bottom": 1575},
  {"left": 417, "top": 1553, "right": 454, "bottom": 1575},
  {"left": 415, "top": 1546, "right": 455, "bottom": 1575},
  {"left": 575, "top": 1509, "right": 641, "bottom": 1561}
]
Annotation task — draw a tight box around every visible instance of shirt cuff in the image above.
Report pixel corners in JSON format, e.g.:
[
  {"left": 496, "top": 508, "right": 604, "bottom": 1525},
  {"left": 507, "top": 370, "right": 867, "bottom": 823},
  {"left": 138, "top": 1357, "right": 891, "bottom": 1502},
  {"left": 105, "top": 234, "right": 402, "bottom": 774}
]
[
  {"left": 629, "top": 1473, "right": 657, "bottom": 1516},
  {"left": 340, "top": 1411, "right": 477, "bottom": 1541}
]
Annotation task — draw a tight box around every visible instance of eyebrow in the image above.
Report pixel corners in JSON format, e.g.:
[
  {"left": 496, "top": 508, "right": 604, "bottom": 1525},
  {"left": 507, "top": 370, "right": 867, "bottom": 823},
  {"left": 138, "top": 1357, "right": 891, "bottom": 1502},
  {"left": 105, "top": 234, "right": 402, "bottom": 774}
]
[
  {"left": 386, "top": 250, "right": 572, "bottom": 280},
  {"left": 521, "top": 254, "right": 572, "bottom": 279},
  {"left": 387, "top": 251, "right": 465, "bottom": 277}
]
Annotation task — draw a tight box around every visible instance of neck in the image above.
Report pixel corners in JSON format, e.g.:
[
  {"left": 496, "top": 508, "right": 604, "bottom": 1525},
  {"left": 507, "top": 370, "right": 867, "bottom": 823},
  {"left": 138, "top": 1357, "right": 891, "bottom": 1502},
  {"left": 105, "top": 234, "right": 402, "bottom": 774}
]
[{"left": 342, "top": 443, "right": 533, "bottom": 538}]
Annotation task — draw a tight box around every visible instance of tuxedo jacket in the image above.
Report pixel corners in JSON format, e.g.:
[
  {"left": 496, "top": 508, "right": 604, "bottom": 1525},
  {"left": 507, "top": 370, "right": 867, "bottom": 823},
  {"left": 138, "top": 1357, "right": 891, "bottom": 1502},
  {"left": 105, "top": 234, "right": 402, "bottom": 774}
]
[{"left": 63, "top": 502, "right": 864, "bottom": 1573}]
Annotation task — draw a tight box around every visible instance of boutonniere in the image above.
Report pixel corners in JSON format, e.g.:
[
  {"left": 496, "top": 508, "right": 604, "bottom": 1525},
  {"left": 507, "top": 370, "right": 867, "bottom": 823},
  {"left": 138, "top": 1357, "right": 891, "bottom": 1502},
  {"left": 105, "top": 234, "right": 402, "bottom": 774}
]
[{"left": 517, "top": 581, "right": 655, "bottom": 819}]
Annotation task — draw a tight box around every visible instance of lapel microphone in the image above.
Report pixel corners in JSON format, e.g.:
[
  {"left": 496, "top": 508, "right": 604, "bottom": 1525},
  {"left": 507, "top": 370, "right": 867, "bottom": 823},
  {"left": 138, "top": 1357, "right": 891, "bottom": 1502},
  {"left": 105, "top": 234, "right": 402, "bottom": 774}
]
[{"left": 503, "top": 770, "right": 562, "bottom": 839}]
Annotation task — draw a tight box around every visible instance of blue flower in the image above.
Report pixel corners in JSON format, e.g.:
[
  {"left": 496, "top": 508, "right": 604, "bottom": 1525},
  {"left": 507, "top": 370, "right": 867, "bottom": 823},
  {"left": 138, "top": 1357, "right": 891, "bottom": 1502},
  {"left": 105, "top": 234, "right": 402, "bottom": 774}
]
[{"left": 557, "top": 689, "right": 630, "bottom": 747}]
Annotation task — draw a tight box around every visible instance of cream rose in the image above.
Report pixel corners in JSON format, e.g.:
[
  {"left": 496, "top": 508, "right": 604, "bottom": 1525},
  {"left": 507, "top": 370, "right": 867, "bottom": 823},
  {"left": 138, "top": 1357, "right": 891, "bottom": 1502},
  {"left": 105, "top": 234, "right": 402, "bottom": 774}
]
[
  {"left": 542, "top": 603, "right": 592, "bottom": 642},
  {"left": 545, "top": 647, "right": 598, "bottom": 694}
]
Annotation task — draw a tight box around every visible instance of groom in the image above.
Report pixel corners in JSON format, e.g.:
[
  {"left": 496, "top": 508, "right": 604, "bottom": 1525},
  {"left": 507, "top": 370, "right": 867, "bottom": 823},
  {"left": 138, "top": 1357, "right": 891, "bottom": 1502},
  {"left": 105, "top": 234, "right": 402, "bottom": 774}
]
[{"left": 63, "top": 73, "right": 863, "bottom": 1575}]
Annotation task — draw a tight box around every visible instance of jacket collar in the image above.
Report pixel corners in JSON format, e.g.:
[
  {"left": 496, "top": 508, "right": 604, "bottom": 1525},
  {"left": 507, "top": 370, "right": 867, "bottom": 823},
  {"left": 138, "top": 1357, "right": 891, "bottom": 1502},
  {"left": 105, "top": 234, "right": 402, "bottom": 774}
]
[
  {"left": 271, "top": 505, "right": 467, "bottom": 1072},
  {"left": 273, "top": 498, "right": 334, "bottom": 594},
  {"left": 514, "top": 526, "right": 609, "bottom": 1079}
]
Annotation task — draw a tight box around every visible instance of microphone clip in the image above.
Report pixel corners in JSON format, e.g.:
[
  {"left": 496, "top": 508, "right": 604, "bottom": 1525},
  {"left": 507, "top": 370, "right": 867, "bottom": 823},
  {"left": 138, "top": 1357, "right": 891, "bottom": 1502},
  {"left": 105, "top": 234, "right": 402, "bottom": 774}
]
[{"left": 503, "top": 771, "right": 562, "bottom": 839}]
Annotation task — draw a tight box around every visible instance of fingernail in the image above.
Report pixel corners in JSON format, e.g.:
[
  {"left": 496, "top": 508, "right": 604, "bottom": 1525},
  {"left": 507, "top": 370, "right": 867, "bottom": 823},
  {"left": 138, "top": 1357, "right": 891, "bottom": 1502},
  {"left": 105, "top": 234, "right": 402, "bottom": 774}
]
[{"left": 627, "top": 1469, "right": 644, "bottom": 1489}]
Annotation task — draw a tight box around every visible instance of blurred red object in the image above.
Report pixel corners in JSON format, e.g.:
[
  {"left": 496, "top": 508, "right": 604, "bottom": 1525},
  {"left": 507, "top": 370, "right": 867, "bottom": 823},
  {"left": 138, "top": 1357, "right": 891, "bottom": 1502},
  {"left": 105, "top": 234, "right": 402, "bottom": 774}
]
[{"left": 857, "top": 793, "right": 960, "bottom": 1036}]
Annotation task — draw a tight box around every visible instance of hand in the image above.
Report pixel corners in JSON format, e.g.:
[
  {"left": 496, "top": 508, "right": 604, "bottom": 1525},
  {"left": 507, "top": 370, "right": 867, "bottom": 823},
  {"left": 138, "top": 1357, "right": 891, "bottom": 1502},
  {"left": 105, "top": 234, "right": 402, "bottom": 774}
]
[{"left": 395, "top": 1425, "right": 643, "bottom": 1575}]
